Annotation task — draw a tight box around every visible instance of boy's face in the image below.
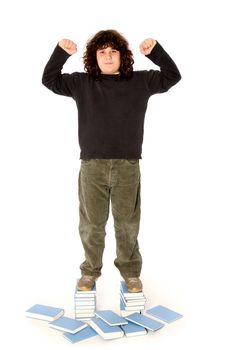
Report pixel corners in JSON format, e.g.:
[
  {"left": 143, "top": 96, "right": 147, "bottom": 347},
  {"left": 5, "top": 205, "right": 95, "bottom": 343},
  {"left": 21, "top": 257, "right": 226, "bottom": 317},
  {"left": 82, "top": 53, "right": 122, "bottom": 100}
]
[{"left": 96, "top": 46, "right": 121, "bottom": 74}]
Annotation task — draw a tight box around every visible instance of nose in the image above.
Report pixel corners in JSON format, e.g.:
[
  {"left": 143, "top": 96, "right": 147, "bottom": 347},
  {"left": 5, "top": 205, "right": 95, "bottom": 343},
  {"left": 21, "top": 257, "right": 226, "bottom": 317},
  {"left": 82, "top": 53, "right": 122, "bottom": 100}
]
[{"left": 105, "top": 52, "right": 112, "bottom": 59}]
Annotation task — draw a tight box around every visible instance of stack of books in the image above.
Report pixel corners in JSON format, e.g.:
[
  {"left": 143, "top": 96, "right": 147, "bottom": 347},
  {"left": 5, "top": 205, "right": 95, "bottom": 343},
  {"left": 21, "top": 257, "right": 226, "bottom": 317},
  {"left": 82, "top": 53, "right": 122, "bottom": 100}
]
[
  {"left": 120, "top": 281, "right": 147, "bottom": 317},
  {"left": 74, "top": 279, "right": 96, "bottom": 320}
]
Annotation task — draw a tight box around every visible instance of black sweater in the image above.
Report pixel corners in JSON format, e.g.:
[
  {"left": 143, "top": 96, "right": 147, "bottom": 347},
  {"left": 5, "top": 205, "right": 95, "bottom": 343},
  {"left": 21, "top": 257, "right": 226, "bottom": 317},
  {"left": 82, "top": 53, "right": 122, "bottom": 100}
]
[{"left": 42, "top": 42, "right": 181, "bottom": 159}]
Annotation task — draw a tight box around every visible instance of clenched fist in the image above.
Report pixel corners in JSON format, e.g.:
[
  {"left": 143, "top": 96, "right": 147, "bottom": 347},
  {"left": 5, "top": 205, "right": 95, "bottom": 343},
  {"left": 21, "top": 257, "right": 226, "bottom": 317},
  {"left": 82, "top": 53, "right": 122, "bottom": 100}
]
[
  {"left": 58, "top": 39, "right": 77, "bottom": 55},
  {"left": 139, "top": 38, "right": 157, "bottom": 55}
]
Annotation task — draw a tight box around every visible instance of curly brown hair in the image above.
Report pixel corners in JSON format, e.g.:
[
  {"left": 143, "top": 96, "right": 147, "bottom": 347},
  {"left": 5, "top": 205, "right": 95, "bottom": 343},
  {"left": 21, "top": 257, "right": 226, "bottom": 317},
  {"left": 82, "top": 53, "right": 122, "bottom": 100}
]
[{"left": 83, "top": 29, "right": 134, "bottom": 79}]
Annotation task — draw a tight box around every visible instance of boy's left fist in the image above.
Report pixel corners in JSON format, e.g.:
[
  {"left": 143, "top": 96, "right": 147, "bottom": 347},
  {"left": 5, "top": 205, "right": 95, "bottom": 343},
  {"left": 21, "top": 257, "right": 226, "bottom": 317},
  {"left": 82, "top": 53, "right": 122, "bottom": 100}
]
[{"left": 139, "top": 38, "right": 157, "bottom": 55}]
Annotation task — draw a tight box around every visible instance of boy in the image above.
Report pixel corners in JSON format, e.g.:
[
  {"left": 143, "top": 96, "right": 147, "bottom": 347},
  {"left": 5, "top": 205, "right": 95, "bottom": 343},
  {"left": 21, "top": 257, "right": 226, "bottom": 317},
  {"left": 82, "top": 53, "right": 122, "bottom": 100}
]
[{"left": 42, "top": 30, "right": 181, "bottom": 292}]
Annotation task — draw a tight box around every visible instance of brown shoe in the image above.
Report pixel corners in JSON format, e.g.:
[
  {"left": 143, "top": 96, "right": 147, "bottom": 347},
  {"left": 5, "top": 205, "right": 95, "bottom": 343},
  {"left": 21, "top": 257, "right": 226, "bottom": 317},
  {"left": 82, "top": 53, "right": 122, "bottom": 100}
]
[
  {"left": 77, "top": 275, "right": 97, "bottom": 291},
  {"left": 125, "top": 277, "right": 143, "bottom": 293}
]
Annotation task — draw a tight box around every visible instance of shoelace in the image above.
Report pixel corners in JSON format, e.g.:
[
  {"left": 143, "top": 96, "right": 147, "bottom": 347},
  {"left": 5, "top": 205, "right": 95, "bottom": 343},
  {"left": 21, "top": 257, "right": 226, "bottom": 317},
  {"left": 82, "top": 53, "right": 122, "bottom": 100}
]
[
  {"left": 83, "top": 276, "right": 95, "bottom": 281},
  {"left": 127, "top": 277, "right": 139, "bottom": 282}
]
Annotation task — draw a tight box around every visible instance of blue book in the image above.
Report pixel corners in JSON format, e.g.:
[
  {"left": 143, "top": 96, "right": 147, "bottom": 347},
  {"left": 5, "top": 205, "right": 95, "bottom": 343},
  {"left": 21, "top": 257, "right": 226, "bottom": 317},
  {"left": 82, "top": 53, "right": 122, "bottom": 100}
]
[
  {"left": 120, "top": 293, "right": 146, "bottom": 307},
  {"left": 146, "top": 305, "right": 183, "bottom": 323},
  {"left": 120, "top": 298, "right": 145, "bottom": 311},
  {"left": 75, "top": 299, "right": 95, "bottom": 305},
  {"left": 121, "top": 291, "right": 147, "bottom": 303},
  {"left": 89, "top": 317, "right": 124, "bottom": 339},
  {"left": 95, "top": 310, "right": 128, "bottom": 326},
  {"left": 26, "top": 304, "right": 64, "bottom": 321},
  {"left": 121, "top": 321, "right": 147, "bottom": 337},
  {"left": 63, "top": 325, "right": 97, "bottom": 343},
  {"left": 120, "top": 300, "right": 141, "bottom": 317},
  {"left": 49, "top": 316, "right": 88, "bottom": 334},
  {"left": 125, "top": 313, "right": 165, "bottom": 331},
  {"left": 120, "top": 281, "right": 144, "bottom": 297}
]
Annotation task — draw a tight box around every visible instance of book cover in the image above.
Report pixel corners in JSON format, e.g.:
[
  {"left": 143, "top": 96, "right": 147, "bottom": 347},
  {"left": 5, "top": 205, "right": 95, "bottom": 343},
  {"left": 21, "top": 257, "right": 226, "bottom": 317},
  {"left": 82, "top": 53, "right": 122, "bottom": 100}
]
[
  {"left": 125, "top": 313, "right": 165, "bottom": 331},
  {"left": 121, "top": 321, "right": 147, "bottom": 337},
  {"left": 95, "top": 310, "right": 128, "bottom": 326},
  {"left": 89, "top": 317, "right": 124, "bottom": 340},
  {"left": 63, "top": 325, "right": 97, "bottom": 343},
  {"left": 49, "top": 316, "right": 87, "bottom": 334},
  {"left": 120, "top": 281, "right": 144, "bottom": 297},
  {"left": 26, "top": 304, "right": 64, "bottom": 321},
  {"left": 146, "top": 305, "right": 183, "bottom": 323}
]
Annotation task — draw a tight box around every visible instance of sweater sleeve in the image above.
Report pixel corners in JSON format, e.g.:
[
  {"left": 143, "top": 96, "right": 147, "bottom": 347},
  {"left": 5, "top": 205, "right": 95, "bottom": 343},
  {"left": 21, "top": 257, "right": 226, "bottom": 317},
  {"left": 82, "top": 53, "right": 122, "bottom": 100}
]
[
  {"left": 42, "top": 44, "right": 77, "bottom": 97},
  {"left": 145, "top": 42, "right": 181, "bottom": 95}
]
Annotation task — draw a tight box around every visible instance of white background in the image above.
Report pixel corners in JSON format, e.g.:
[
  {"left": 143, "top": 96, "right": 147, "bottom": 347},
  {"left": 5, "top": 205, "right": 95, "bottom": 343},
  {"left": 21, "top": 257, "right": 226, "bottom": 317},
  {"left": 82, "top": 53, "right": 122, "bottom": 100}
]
[{"left": 1, "top": 0, "right": 233, "bottom": 348}]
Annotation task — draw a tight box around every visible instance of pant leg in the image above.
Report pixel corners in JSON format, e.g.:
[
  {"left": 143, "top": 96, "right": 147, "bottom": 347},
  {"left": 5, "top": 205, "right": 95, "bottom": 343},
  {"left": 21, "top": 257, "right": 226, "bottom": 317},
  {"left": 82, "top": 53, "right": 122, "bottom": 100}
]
[
  {"left": 110, "top": 159, "right": 142, "bottom": 278},
  {"left": 78, "top": 160, "right": 110, "bottom": 277}
]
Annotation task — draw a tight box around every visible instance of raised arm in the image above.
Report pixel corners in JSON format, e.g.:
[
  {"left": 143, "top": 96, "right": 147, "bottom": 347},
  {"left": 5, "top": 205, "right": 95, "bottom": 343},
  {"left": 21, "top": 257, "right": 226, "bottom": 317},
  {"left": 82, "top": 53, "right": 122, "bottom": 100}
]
[
  {"left": 139, "top": 38, "right": 181, "bottom": 95},
  {"left": 42, "top": 39, "right": 78, "bottom": 97}
]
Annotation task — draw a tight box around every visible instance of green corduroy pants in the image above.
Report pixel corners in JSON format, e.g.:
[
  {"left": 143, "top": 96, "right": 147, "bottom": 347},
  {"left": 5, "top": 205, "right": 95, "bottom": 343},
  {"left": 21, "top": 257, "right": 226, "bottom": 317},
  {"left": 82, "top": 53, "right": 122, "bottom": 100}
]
[{"left": 78, "top": 159, "right": 142, "bottom": 279}]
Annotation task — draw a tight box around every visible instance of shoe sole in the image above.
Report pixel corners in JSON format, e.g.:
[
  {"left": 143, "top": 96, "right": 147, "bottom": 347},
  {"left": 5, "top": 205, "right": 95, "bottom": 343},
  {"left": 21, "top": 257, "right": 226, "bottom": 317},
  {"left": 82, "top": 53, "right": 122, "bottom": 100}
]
[
  {"left": 127, "top": 288, "right": 143, "bottom": 293},
  {"left": 77, "top": 284, "right": 94, "bottom": 292},
  {"left": 77, "top": 285, "right": 94, "bottom": 292}
]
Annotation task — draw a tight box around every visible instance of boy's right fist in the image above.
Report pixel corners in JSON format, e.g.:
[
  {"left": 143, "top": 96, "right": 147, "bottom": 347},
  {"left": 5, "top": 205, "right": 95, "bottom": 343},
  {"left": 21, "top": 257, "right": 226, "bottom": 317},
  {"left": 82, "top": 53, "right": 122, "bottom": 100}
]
[{"left": 58, "top": 39, "right": 77, "bottom": 55}]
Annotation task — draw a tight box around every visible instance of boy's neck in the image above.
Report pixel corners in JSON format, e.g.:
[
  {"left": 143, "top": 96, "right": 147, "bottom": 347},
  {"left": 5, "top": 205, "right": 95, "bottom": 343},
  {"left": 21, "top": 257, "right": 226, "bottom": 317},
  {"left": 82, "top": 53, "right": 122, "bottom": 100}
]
[{"left": 101, "top": 71, "right": 120, "bottom": 75}]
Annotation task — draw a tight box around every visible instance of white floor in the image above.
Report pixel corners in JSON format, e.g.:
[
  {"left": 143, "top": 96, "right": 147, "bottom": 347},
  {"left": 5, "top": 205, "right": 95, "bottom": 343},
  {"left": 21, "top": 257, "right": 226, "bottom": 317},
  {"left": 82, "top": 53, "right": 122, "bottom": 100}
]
[
  {"left": 1, "top": 0, "right": 233, "bottom": 349},
  {"left": 3, "top": 209, "right": 233, "bottom": 349}
]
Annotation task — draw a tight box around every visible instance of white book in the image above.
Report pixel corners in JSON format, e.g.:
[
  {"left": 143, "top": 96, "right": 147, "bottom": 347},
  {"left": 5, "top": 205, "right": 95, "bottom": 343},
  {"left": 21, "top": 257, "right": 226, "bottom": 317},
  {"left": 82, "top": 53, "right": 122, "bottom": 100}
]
[{"left": 26, "top": 304, "right": 64, "bottom": 321}]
